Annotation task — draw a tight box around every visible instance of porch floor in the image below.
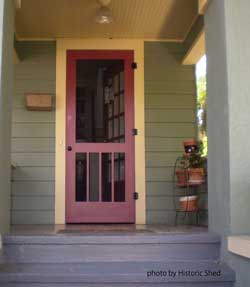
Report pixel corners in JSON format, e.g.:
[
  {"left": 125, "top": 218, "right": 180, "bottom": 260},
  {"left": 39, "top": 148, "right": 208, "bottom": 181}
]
[{"left": 8, "top": 224, "right": 208, "bottom": 235}]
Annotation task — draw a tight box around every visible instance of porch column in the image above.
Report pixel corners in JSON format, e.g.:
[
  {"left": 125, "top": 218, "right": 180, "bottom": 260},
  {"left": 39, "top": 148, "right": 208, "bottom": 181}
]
[
  {"left": 205, "top": 0, "right": 250, "bottom": 235},
  {"left": 205, "top": 0, "right": 250, "bottom": 285},
  {"left": 0, "top": 0, "right": 14, "bottom": 234}
]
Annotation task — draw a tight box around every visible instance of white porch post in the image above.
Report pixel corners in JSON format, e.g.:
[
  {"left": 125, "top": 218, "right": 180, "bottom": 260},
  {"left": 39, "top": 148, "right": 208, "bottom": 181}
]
[
  {"left": 205, "top": 0, "right": 250, "bottom": 285},
  {"left": 0, "top": 0, "right": 14, "bottom": 234}
]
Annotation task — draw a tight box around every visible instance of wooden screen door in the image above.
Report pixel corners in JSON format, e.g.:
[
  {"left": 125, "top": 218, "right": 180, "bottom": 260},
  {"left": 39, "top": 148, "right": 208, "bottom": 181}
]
[{"left": 66, "top": 50, "right": 135, "bottom": 223}]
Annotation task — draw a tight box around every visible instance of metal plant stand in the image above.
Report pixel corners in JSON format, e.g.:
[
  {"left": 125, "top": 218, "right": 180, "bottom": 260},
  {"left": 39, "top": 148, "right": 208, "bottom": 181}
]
[{"left": 173, "top": 156, "right": 201, "bottom": 226}]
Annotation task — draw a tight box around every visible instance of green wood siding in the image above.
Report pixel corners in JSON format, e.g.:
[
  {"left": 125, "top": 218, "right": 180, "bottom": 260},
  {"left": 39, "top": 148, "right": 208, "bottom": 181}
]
[
  {"left": 11, "top": 41, "right": 56, "bottom": 224},
  {"left": 145, "top": 42, "right": 197, "bottom": 225},
  {"left": 0, "top": 0, "right": 14, "bottom": 233}
]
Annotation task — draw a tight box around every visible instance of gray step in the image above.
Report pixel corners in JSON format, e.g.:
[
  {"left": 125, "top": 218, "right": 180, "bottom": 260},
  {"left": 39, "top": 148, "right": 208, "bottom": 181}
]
[
  {"left": 0, "top": 284, "right": 235, "bottom": 287},
  {"left": 2, "top": 233, "right": 220, "bottom": 263},
  {"left": 0, "top": 261, "right": 235, "bottom": 286}
]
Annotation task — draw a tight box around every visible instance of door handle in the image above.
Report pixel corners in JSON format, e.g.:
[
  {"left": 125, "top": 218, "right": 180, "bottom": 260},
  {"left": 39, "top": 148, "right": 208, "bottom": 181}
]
[{"left": 67, "top": 146, "right": 72, "bottom": 151}]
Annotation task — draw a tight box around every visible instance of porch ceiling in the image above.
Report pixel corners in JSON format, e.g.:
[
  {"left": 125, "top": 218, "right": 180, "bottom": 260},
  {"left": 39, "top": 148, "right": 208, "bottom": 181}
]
[{"left": 15, "top": 0, "right": 198, "bottom": 41}]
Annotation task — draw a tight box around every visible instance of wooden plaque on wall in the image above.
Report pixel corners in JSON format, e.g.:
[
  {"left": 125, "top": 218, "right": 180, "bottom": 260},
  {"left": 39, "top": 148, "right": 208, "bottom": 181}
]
[{"left": 25, "top": 94, "right": 53, "bottom": 111}]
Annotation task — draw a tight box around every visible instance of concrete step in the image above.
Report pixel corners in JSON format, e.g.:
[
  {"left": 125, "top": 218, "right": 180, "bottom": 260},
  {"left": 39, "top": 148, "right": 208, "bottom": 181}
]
[
  {"left": 0, "top": 261, "right": 235, "bottom": 286},
  {"left": 2, "top": 232, "right": 220, "bottom": 263}
]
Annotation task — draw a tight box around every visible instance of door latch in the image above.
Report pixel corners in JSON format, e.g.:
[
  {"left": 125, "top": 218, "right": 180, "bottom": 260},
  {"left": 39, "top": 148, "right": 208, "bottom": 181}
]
[
  {"left": 131, "top": 62, "right": 138, "bottom": 69},
  {"left": 134, "top": 192, "right": 139, "bottom": 200},
  {"left": 67, "top": 146, "right": 72, "bottom": 151},
  {"left": 132, "top": 129, "right": 138, "bottom": 136}
]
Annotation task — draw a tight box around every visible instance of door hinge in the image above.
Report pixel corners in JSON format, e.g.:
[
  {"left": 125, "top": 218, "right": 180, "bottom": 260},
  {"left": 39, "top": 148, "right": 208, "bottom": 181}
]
[
  {"left": 131, "top": 62, "right": 137, "bottom": 69},
  {"left": 132, "top": 128, "right": 138, "bottom": 136},
  {"left": 134, "top": 192, "right": 139, "bottom": 200}
]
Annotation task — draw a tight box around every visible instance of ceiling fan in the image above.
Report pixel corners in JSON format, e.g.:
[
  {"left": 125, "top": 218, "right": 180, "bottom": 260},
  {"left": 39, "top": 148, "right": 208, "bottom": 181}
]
[{"left": 95, "top": 0, "right": 114, "bottom": 24}]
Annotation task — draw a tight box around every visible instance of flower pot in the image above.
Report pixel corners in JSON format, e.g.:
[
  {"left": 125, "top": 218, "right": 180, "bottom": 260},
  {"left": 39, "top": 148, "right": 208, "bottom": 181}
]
[
  {"left": 183, "top": 139, "right": 198, "bottom": 154},
  {"left": 188, "top": 168, "right": 205, "bottom": 185},
  {"left": 179, "top": 195, "right": 198, "bottom": 211},
  {"left": 176, "top": 169, "right": 188, "bottom": 187}
]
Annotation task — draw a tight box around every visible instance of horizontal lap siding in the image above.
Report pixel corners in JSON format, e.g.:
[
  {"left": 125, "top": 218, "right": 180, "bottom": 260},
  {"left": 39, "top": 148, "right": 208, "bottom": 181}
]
[
  {"left": 144, "top": 42, "right": 196, "bottom": 225},
  {"left": 11, "top": 42, "right": 56, "bottom": 224}
]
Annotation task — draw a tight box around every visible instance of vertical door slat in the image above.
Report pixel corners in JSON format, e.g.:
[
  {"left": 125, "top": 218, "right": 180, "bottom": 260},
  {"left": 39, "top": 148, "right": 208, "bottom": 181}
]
[
  {"left": 111, "top": 152, "right": 115, "bottom": 202},
  {"left": 99, "top": 152, "right": 102, "bottom": 202},
  {"left": 86, "top": 152, "right": 90, "bottom": 202}
]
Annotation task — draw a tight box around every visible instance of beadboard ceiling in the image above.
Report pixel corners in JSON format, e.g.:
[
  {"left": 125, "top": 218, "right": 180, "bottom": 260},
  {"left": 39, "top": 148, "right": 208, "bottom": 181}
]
[{"left": 15, "top": 0, "right": 198, "bottom": 40}]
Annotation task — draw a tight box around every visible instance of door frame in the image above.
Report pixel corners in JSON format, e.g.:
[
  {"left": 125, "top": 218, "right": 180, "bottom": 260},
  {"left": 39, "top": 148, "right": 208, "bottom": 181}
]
[
  {"left": 65, "top": 49, "right": 135, "bottom": 223},
  {"left": 55, "top": 39, "right": 146, "bottom": 225}
]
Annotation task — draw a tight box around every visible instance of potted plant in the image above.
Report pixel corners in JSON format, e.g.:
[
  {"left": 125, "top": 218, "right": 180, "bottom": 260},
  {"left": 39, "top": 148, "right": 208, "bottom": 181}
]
[
  {"left": 175, "top": 141, "right": 206, "bottom": 187},
  {"left": 179, "top": 195, "right": 198, "bottom": 211},
  {"left": 187, "top": 149, "right": 206, "bottom": 185}
]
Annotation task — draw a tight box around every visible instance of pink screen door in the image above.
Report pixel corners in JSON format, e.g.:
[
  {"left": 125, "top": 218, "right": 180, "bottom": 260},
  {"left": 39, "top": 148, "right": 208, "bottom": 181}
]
[{"left": 66, "top": 50, "right": 135, "bottom": 223}]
